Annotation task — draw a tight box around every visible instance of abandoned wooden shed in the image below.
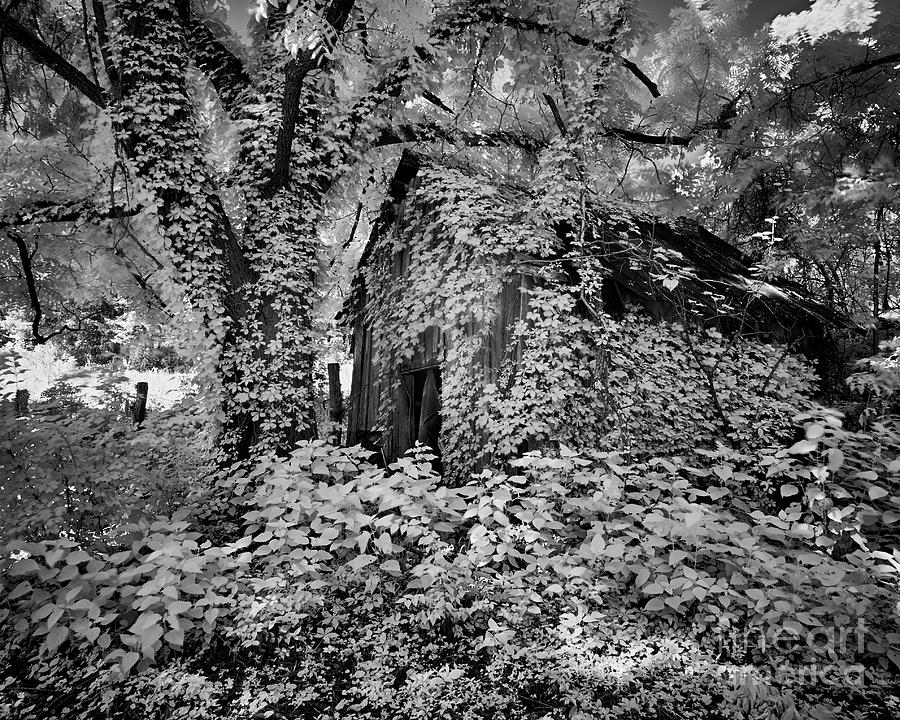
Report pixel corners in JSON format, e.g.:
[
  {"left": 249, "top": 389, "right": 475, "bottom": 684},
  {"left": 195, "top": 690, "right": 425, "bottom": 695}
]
[{"left": 342, "top": 151, "right": 846, "bottom": 472}]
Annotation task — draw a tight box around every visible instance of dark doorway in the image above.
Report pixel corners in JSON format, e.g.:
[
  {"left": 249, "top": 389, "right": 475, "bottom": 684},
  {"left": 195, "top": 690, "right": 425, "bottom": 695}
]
[{"left": 398, "top": 366, "right": 442, "bottom": 470}]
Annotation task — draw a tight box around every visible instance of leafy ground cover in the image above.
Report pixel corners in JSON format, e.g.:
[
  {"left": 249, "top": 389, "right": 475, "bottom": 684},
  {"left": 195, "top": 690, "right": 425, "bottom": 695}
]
[{"left": 2, "top": 401, "right": 900, "bottom": 718}]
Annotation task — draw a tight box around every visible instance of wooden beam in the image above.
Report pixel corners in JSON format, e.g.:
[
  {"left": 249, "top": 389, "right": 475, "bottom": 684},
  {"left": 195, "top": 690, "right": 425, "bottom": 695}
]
[{"left": 327, "top": 362, "right": 343, "bottom": 444}]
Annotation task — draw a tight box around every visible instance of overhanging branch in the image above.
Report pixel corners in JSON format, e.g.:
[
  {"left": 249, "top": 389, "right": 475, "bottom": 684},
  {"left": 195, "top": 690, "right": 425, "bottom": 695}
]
[
  {"left": 620, "top": 57, "right": 660, "bottom": 98},
  {"left": 603, "top": 126, "right": 692, "bottom": 146},
  {"left": 375, "top": 122, "right": 544, "bottom": 154},
  {"left": 421, "top": 89, "right": 453, "bottom": 113},
  {"left": 0, "top": 5, "right": 107, "bottom": 107},
  {"left": 178, "top": 4, "right": 252, "bottom": 116},
  {"left": 443, "top": 5, "right": 661, "bottom": 98},
  {"left": 330, "top": 2, "right": 659, "bottom": 172},
  {"left": 846, "top": 51, "right": 900, "bottom": 77},
  {"left": 0, "top": 198, "right": 142, "bottom": 230},
  {"left": 542, "top": 93, "right": 568, "bottom": 136}
]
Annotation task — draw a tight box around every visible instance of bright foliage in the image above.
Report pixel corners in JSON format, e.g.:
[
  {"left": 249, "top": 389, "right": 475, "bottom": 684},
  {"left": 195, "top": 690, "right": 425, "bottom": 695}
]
[
  {"left": 2, "top": 418, "right": 900, "bottom": 716},
  {"left": 1, "top": 0, "right": 899, "bottom": 717}
]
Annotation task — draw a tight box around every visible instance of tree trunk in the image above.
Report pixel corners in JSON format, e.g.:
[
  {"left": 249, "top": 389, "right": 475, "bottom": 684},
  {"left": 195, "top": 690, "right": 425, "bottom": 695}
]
[
  {"left": 5, "top": 0, "right": 386, "bottom": 463},
  {"left": 111, "top": 0, "right": 317, "bottom": 461}
]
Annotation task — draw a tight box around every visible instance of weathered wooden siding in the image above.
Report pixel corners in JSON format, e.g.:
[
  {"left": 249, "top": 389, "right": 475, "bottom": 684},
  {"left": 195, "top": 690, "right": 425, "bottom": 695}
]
[
  {"left": 347, "top": 268, "right": 532, "bottom": 465},
  {"left": 346, "top": 321, "right": 372, "bottom": 447},
  {"left": 345, "top": 151, "right": 847, "bottom": 467}
]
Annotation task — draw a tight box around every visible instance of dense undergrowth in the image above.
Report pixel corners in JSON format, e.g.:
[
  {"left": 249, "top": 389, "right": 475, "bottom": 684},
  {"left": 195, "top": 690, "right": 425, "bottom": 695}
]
[
  {"left": 1, "top": 437, "right": 900, "bottom": 717},
  {"left": 2, "top": 338, "right": 900, "bottom": 719}
]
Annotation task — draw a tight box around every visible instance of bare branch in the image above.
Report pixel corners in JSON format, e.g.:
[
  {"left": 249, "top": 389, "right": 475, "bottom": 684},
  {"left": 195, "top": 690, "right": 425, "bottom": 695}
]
[
  {"left": 321, "top": 2, "right": 655, "bottom": 179},
  {"left": 846, "top": 51, "right": 900, "bottom": 77},
  {"left": 421, "top": 89, "right": 453, "bottom": 113},
  {"left": 620, "top": 57, "right": 660, "bottom": 98},
  {"left": 447, "top": 5, "right": 661, "bottom": 98},
  {"left": 603, "top": 126, "right": 692, "bottom": 146},
  {"left": 542, "top": 93, "right": 567, "bottom": 136},
  {"left": 109, "top": 244, "right": 166, "bottom": 309},
  {"left": 375, "top": 121, "right": 544, "bottom": 154}
]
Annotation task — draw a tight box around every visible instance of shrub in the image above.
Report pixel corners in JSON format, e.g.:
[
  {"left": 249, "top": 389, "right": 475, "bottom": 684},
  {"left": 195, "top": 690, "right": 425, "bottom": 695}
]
[
  {"left": 3, "top": 435, "right": 899, "bottom": 718},
  {"left": 0, "top": 351, "right": 211, "bottom": 542}
]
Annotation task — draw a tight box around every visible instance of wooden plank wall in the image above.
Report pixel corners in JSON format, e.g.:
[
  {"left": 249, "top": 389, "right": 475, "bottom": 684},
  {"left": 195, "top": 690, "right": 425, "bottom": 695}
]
[
  {"left": 346, "top": 323, "right": 367, "bottom": 446},
  {"left": 348, "top": 266, "right": 535, "bottom": 465},
  {"left": 394, "top": 373, "right": 415, "bottom": 458}
]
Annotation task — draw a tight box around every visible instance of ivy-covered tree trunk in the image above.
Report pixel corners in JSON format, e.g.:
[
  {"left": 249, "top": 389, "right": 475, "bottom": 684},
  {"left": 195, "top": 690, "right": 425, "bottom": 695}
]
[
  {"left": 110, "top": 0, "right": 326, "bottom": 460},
  {"left": 3, "top": 0, "right": 636, "bottom": 464}
]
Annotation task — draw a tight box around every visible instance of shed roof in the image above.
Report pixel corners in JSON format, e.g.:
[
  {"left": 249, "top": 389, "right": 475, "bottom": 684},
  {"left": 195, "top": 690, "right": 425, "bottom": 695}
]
[{"left": 348, "top": 151, "right": 849, "bottom": 332}]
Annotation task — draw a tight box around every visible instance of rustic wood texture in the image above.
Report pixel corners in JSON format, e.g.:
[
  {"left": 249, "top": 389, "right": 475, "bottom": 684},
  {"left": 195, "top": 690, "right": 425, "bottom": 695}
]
[
  {"left": 327, "top": 363, "right": 343, "bottom": 444},
  {"left": 343, "top": 153, "right": 847, "bottom": 467},
  {"left": 15, "top": 389, "right": 29, "bottom": 416},
  {"left": 132, "top": 382, "right": 148, "bottom": 426}
]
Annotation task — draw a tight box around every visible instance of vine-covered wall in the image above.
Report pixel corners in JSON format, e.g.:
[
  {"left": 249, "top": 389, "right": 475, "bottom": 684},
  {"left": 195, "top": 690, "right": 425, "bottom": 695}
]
[{"left": 347, "top": 156, "right": 818, "bottom": 479}]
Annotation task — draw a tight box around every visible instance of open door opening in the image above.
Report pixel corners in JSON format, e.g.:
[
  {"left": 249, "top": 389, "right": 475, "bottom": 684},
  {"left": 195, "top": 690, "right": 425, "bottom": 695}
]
[{"left": 398, "top": 366, "right": 442, "bottom": 472}]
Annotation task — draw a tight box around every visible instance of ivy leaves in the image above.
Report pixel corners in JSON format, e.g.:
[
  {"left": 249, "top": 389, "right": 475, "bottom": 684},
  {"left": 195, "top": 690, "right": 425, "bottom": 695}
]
[{"left": 3, "top": 425, "right": 900, "bottom": 715}]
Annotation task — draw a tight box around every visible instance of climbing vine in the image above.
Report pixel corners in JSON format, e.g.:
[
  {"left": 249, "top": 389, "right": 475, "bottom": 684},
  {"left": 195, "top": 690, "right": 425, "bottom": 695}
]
[
  {"left": 355, "top": 155, "right": 818, "bottom": 477},
  {"left": 109, "top": 0, "right": 234, "bottom": 413},
  {"left": 105, "top": 1, "right": 354, "bottom": 459}
]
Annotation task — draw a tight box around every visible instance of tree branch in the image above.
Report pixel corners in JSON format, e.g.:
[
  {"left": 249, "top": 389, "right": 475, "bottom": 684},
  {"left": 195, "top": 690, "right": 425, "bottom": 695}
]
[
  {"left": 109, "top": 244, "right": 166, "bottom": 309},
  {"left": 6, "top": 230, "right": 48, "bottom": 344},
  {"left": 846, "top": 51, "right": 900, "bottom": 77},
  {"left": 603, "top": 126, "right": 692, "bottom": 146},
  {"left": 323, "top": 0, "right": 660, "bottom": 177},
  {"left": 445, "top": 5, "right": 661, "bottom": 97},
  {"left": 270, "top": 0, "right": 357, "bottom": 191},
  {"left": 0, "top": 5, "right": 107, "bottom": 107},
  {"left": 3, "top": 200, "right": 161, "bottom": 320},
  {"left": 421, "top": 89, "right": 453, "bottom": 113},
  {"left": 542, "top": 93, "right": 568, "bottom": 136},
  {"left": 91, "top": 0, "right": 120, "bottom": 98},
  {"left": 620, "top": 57, "right": 660, "bottom": 98},
  {"left": 0, "top": 198, "right": 141, "bottom": 230},
  {"left": 177, "top": 3, "right": 252, "bottom": 116},
  {"left": 602, "top": 90, "right": 744, "bottom": 147},
  {"left": 772, "top": 51, "right": 900, "bottom": 109},
  {"left": 681, "top": 323, "right": 735, "bottom": 443},
  {"left": 375, "top": 121, "right": 544, "bottom": 154}
]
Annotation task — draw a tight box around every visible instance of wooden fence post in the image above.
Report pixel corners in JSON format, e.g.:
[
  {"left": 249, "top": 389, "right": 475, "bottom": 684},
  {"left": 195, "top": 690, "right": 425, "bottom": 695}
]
[
  {"left": 14, "top": 389, "right": 29, "bottom": 416},
  {"left": 132, "top": 382, "right": 148, "bottom": 425},
  {"left": 327, "top": 363, "right": 343, "bottom": 445}
]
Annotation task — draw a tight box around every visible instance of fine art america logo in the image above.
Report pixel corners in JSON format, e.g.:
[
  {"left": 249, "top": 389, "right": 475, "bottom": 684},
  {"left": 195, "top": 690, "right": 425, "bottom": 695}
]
[{"left": 699, "top": 619, "right": 870, "bottom": 687}]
